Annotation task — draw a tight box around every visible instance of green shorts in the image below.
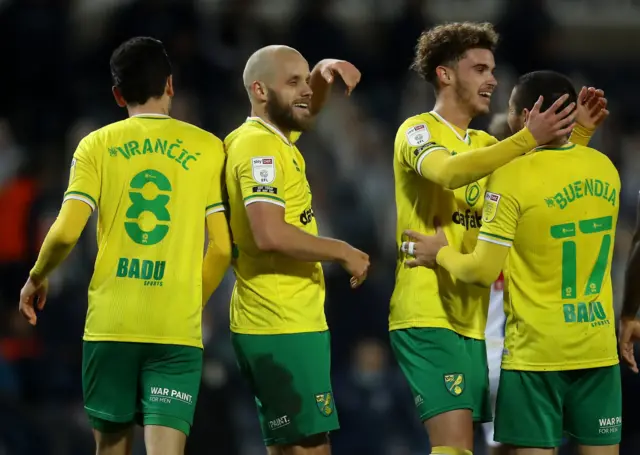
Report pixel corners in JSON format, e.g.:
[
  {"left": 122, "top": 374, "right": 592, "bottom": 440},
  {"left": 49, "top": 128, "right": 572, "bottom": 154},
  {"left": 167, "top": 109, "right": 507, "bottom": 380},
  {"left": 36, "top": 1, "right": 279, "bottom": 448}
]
[
  {"left": 495, "top": 366, "right": 622, "bottom": 447},
  {"left": 231, "top": 331, "right": 339, "bottom": 446},
  {"left": 390, "top": 327, "right": 492, "bottom": 423},
  {"left": 82, "top": 341, "right": 203, "bottom": 436}
]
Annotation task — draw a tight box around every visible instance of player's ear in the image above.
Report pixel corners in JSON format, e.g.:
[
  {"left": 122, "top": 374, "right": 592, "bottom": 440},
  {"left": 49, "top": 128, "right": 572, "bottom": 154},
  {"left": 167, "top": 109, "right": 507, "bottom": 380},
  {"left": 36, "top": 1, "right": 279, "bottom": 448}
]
[
  {"left": 522, "top": 108, "right": 530, "bottom": 124},
  {"left": 166, "top": 75, "right": 175, "bottom": 98},
  {"left": 251, "top": 81, "right": 268, "bottom": 102},
  {"left": 112, "top": 86, "right": 127, "bottom": 108},
  {"left": 435, "top": 66, "right": 452, "bottom": 87}
]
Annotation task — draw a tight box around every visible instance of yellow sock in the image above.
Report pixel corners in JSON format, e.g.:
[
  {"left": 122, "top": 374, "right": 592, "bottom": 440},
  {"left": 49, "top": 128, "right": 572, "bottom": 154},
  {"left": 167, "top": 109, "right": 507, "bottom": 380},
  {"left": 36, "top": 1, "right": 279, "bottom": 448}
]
[{"left": 431, "top": 446, "right": 473, "bottom": 455}]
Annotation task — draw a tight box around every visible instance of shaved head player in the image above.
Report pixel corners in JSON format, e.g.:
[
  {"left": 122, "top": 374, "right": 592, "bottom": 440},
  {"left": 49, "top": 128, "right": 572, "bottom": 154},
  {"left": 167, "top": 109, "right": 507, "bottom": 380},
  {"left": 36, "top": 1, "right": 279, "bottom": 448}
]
[{"left": 225, "top": 45, "right": 367, "bottom": 455}]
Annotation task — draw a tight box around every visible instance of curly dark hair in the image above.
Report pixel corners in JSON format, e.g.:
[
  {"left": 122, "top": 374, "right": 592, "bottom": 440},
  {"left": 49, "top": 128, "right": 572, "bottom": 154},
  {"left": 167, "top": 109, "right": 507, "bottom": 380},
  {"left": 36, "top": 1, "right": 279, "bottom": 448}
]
[{"left": 411, "top": 22, "right": 499, "bottom": 87}]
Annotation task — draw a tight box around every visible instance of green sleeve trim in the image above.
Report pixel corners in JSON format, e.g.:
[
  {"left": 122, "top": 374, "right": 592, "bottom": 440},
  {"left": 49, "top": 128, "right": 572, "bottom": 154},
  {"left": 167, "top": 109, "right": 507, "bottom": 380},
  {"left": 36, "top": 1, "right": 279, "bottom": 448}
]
[
  {"left": 206, "top": 202, "right": 224, "bottom": 211},
  {"left": 243, "top": 193, "right": 285, "bottom": 204},
  {"left": 479, "top": 231, "right": 513, "bottom": 242},
  {"left": 64, "top": 191, "right": 97, "bottom": 208}
]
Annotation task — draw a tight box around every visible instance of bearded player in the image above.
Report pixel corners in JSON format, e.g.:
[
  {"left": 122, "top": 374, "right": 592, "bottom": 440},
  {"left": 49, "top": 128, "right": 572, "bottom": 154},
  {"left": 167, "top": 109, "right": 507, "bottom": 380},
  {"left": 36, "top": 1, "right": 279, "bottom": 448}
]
[
  {"left": 18, "top": 37, "right": 231, "bottom": 455},
  {"left": 390, "top": 22, "right": 607, "bottom": 455},
  {"left": 225, "top": 46, "right": 369, "bottom": 455},
  {"left": 402, "top": 70, "right": 620, "bottom": 455}
]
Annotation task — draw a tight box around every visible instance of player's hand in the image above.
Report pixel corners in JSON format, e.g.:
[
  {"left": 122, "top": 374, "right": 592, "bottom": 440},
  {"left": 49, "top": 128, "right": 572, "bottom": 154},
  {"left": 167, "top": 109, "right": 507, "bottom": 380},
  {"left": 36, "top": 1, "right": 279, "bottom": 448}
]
[
  {"left": 339, "top": 245, "right": 370, "bottom": 288},
  {"left": 619, "top": 317, "right": 640, "bottom": 373},
  {"left": 401, "top": 223, "right": 449, "bottom": 269},
  {"left": 526, "top": 94, "right": 576, "bottom": 145},
  {"left": 575, "top": 86, "right": 609, "bottom": 130},
  {"left": 18, "top": 276, "right": 49, "bottom": 326},
  {"left": 314, "top": 59, "right": 361, "bottom": 96}
]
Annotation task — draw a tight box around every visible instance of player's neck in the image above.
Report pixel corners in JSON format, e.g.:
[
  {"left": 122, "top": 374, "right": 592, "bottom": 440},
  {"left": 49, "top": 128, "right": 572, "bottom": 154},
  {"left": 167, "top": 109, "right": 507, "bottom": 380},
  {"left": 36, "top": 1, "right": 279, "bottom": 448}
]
[
  {"left": 127, "top": 100, "right": 170, "bottom": 118},
  {"left": 433, "top": 95, "right": 473, "bottom": 131},
  {"left": 250, "top": 109, "right": 291, "bottom": 139},
  {"left": 542, "top": 138, "right": 570, "bottom": 148}
]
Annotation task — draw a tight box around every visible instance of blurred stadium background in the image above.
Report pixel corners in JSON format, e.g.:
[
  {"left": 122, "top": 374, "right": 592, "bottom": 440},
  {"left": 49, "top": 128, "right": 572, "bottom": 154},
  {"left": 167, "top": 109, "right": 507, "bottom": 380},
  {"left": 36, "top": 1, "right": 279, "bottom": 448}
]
[{"left": 1, "top": 0, "right": 640, "bottom": 454}]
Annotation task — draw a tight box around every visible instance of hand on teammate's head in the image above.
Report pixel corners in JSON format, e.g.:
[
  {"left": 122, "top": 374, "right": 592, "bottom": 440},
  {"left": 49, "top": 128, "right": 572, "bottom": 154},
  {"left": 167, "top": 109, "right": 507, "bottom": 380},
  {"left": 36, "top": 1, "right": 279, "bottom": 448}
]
[
  {"left": 575, "top": 86, "right": 609, "bottom": 130},
  {"left": 525, "top": 94, "right": 576, "bottom": 146}
]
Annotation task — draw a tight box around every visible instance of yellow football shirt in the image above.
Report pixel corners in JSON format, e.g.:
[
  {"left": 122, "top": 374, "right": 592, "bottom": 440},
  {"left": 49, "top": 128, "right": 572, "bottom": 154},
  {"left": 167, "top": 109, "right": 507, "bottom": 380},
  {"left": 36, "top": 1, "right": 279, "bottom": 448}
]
[
  {"left": 391, "top": 111, "right": 498, "bottom": 339},
  {"left": 479, "top": 142, "right": 619, "bottom": 371},
  {"left": 65, "top": 114, "right": 226, "bottom": 348},
  {"left": 225, "top": 117, "right": 326, "bottom": 335}
]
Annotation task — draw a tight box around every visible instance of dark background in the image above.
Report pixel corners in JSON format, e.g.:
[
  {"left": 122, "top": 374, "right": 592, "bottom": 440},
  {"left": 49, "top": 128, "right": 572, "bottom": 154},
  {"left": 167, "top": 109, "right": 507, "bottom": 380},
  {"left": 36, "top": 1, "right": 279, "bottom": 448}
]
[{"left": 1, "top": 0, "right": 639, "bottom": 454}]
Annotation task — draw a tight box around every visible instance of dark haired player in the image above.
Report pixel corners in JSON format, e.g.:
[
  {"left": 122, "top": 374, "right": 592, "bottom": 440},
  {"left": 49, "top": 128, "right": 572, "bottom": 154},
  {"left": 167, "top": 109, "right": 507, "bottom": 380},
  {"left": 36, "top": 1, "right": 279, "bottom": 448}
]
[
  {"left": 390, "top": 22, "right": 608, "bottom": 455},
  {"left": 18, "top": 37, "right": 231, "bottom": 455},
  {"left": 225, "top": 45, "right": 368, "bottom": 455},
  {"left": 403, "top": 70, "right": 620, "bottom": 455}
]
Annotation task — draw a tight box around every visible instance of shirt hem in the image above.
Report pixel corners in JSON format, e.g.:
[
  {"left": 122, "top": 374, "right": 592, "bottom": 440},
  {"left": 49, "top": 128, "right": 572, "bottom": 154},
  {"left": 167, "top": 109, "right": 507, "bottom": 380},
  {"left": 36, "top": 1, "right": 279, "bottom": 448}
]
[
  {"left": 83, "top": 334, "right": 203, "bottom": 349},
  {"left": 230, "top": 325, "right": 329, "bottom": 335},
  {"left": 501, "top": 357, "right": 619, "bottom": 371},
  {"left": 388, "top": 320, "right": 485, "bottom": 340}
]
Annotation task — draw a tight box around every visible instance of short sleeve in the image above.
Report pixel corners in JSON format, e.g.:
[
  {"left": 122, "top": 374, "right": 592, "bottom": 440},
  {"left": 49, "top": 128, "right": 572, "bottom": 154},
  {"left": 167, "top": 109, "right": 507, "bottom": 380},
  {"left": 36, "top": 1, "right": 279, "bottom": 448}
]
[
  {"left": 232, "top": 135, "right": 286, "bottom": 209},
  {"left": 395, "top": 119, "right": 448, "bottom": 176},
  {"left": 63, "top": 135, "right": 100, "bottom": 211},
  {"left": 205, "top": 137, "right": 227, "bottom": 217},
  {"left": 477, "top": 168, "right": 519, "bottom": 248}
]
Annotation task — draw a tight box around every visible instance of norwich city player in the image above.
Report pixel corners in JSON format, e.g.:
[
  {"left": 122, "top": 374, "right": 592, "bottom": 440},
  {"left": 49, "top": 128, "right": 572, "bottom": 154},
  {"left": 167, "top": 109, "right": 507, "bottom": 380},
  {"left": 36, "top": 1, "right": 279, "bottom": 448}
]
[
  {"left": 18, "top": 37, "right": 231, "bottom": 455},
  {"left": 225, "top": 45, "right": 368, "bottom": 455},
  {"left": 390, "top": 22, "right": 606, "bottom": 455},
  {"left": 404, "top": 71, "right": 620, "bottom": 455}
]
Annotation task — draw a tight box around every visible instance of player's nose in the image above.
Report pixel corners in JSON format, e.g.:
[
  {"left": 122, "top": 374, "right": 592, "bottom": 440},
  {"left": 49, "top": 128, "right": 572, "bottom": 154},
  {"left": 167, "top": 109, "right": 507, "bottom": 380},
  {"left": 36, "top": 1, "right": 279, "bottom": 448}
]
[{"left": 300, "top": 82, "right": 313, "bottom": 98}]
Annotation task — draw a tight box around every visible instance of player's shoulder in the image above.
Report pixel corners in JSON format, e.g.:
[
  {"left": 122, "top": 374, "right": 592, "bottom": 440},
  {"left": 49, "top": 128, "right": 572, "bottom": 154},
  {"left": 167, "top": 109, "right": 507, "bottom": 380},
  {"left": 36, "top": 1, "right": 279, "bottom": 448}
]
[
  {"left": 169, "top": 118, "right": 223, "bottom": 149},
  {"left": 74, "top": 121, "right": 124, "bottom": 155},
  {"left": 488, "top": 152, "right": 531, "bottom": 188},
  {"left": 225, "top": 121, "right": 283, "bottom": 159},
  {"left": 396, "top": 112, "right": 443, "bottom": 146},
  {"left": 573, "top": 143, "right": 620, "bottom": 179},
  {"left": 468, "top": 128, "right": 499, "bottom": 146}
]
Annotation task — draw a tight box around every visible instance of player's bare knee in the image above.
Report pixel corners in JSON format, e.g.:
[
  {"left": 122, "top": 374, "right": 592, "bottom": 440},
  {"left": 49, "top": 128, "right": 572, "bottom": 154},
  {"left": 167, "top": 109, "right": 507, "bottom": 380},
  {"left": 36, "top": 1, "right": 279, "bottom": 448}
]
[
  {"left": 424, "top": 409, "right": 474, "bottom": 450},
  {"left": 144, "top": 424, "right": 187, "bottom": 455},
  {"left": 280, "top": 433, "right": 331, "bottom": 455},
  {"left": 578, "top": 444, "right": 619, "bottom": 455},
  {"left": 94, "top": 427, "right": 134, "bottom": 455}
]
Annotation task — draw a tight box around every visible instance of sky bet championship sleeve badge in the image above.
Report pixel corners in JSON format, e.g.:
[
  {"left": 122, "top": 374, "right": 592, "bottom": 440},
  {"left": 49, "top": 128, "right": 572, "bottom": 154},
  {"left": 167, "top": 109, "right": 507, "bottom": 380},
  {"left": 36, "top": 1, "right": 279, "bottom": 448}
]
[
  {"left": 482, "top": 192, "right": 501, "bottom": 223},
  {"left": 252, "top": 156, "right": 276, "bottom": 184},
  {"left": 444, "top": 374, "right": 465, "bottom": 396},
  {"left": 405, "top": 123, "right": 430, "bottom": 147},
  {"left": 315, "top": 392, "right": 334, "bottom": 416}
]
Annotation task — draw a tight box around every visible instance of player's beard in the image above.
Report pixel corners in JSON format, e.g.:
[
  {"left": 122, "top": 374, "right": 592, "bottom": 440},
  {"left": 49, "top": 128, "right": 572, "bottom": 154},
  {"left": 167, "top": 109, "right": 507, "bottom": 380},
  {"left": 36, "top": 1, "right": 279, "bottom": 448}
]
[{"left": 265, "top": 90, "right": 312, "bottom": 133}]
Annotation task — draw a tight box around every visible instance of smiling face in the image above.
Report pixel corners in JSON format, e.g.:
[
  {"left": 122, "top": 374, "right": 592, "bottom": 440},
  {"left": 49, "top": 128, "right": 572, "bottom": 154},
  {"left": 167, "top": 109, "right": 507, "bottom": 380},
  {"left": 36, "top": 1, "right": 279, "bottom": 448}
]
[
  {"left": 264, "top": 50, "right": 314, "bottom": 132},
  {"left": 446, "top": 48, "right": 497, "bottom": 116}
]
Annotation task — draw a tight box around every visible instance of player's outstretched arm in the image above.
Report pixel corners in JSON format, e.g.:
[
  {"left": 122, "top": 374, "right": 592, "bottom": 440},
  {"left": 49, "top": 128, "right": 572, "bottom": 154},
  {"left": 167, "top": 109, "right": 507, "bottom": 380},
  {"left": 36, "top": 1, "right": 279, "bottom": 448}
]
[
  {"left": 309, "top": 59, "right": 361, "bottom": 116},
  {"left": 202, "top": 211, "right": 232, "bottom": 305},
  {"left": 401, "top": 226, "right": 506, "bottom": 287},
  {"left": 619, "top": 192, "right": 640, "bottom": 372},
  {"left": 246, "top": 202, "right": 369, "bottom": 288},
  {"left": 436, "top": 240, "right": 507, "bottom": 287},
  {"left": 415, "top": 95, "right": 575, "bottom": 190},
  {"left": 19, "top": 199, "right": 92, "bottom": 325}
]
